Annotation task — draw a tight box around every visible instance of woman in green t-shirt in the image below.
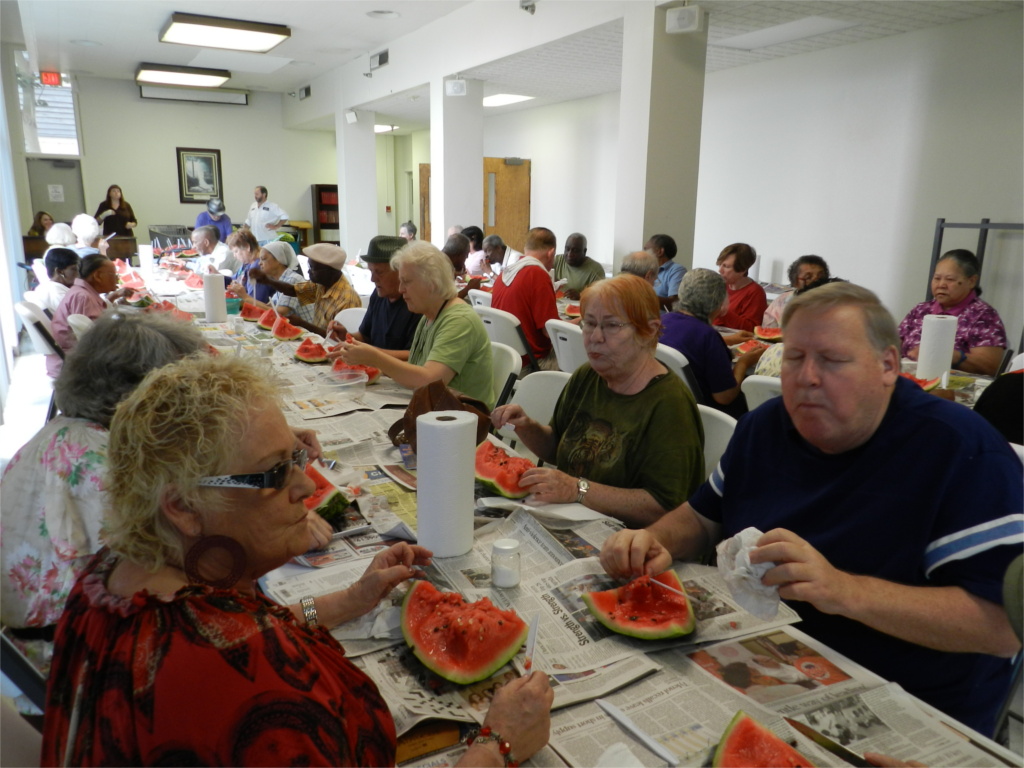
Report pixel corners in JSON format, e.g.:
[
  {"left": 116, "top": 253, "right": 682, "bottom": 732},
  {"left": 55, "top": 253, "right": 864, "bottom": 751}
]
[
  {"left": 492, "top": 274, "right": 705, "bottom": 527},
  {"left": 329, "top": 241, "right": 494, "bottom": 407}
]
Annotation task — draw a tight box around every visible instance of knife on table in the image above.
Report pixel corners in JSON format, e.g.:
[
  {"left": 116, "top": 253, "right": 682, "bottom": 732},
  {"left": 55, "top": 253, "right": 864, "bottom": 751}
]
[
  {"left": 596, "top": 698, "right": 679, "bottom": 766},
  {"left": 783, "top": 717, "right": 873, "bottom": 767},
  {"left": 523, "top": 613, "right": 540, "bottom": 672}
]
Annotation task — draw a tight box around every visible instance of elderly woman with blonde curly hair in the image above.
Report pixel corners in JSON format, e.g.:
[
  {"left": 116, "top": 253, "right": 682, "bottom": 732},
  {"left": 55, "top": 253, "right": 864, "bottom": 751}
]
[
  {"left": 492, "top": 274, "right": 705, "bottom": 526},
  {"left": 329, "top": 240, "right": 495, "bottom": 406},
  {"left": 41, "top": 354, "right": 552, "bottom": 767}
]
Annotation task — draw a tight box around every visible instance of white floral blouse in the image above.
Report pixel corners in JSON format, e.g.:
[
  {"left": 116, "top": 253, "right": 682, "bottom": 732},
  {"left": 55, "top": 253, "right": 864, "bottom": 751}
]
[{"left": 1, "top": 417, "right": 108, "bottom": 631}]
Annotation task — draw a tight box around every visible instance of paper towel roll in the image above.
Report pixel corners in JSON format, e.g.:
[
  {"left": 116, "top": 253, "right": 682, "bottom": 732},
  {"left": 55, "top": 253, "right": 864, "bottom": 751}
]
[
  {"left": 416, "top": 410, "right": 476, "bottom": 558},
  {"left": 137, "top": 245, "right": 154, "bottom": 280},
  {"left": 917, "top": 314, "right": 958, "bottom": 381},
  {"left": 203, "top": 273, "right": 228, "bottom": 323}
]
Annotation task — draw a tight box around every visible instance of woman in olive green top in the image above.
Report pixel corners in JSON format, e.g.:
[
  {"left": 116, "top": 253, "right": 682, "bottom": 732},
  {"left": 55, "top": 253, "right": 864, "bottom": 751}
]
[
  {"left": 492, "top": 275, "right": 704, "bottom": 527},
  {"left": 329, "top": 241, "right": 494, "bottom": 407}
]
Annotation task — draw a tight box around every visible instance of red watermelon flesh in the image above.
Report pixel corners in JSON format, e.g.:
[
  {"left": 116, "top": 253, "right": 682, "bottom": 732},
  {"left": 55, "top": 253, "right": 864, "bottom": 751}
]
[
  {"left": 713, "top": 711, "right": 815, "bottom": 768},
  {"left": 331, "top": 358, "right": 381, "bottom": 384},
  {"left": 401, "top": 580, "right": 528, "bottom": 685},
  {"left": 899, "top": 372, "right": 941, "bottom": 391},
  {"left": 302, "top": 464, "right": 349, "bottom": 530},
  {"left": 184, "top": 272, "right": 204, "bottom": 289},
  {"left": 735, "top": 339, "right": 770, "bottom": 355},
  {"left": 474, "top": 441, "right": 535, "bottom": 499},
  {"left": 582, "top": 570, "right": 695, "bottom": 640},
  {"left": 120, "top": 272, "right": 145, "bottom": 290},
  {"left": 239, "top": 303, "right": 264, "bottom": 321},
  {"left": 753, "top": 326, "right": 783, "bottom": 342},
  {"left": 272, "top": 314, "right": 303, "bottom": 341},
  {"left": 294, "top": 338, "right": 327, "bottom": 363},
  {"left": 257, "top": 308, "right": 278, "bottom": 329},
  {"left": 565, "top": 303, "right": 581, "bottom": 317}
]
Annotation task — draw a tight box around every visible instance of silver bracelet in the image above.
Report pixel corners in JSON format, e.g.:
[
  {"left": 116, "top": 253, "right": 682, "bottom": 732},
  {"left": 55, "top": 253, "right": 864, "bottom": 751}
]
[{"left": 300, "top": 595, "right": 318, "bottom": 628}]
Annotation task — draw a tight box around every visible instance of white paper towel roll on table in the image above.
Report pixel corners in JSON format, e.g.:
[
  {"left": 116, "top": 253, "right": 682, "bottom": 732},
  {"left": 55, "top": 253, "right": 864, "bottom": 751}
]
[
  {"left": 917, "top": 314, "right": 958, "bottom": 381},
  {"left": 137, "top": 244, "right": 154, "bottom": 279},
  {"left": 416, "top": 410, "right": 477, "bottom": 557},
  {"left": 203, "top": 273, "right": 228, "bottom": 323}
]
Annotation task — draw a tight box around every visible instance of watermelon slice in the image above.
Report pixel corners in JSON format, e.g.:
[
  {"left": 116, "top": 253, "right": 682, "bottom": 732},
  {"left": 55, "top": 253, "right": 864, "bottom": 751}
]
[
  {"left": 331, "top": 358, "right": 381, "bottom": 384},
  {"left": 564, "top": 303, "right": 581, "bottom": 317},
  {"left": 257, "top": 308, "right": 278, "bottom": 330},
  {"left": 128, "top": 293, "right": 153, "bottom": 308},
  {"left": 735, "top": 339, "right": 770, "bottom": 355},
  {"left": 294, "top": 338, "right": 328, "bottom": 363},
  {"left": 113, "top": 258, "right": 131, "bottom": 276},
  {"left": 302, "top": 463, "right": 350, "bottom": 530},
  {"left": 475, "top": 441, "right": 535, "bottom": 499},
  {"left": 753, "top": 326, "right": 783, "bottom": 342},
  {"left": 401, "top": 580, "right": 528, "bottom": 685},
  {"left": 184, "top": 272, "right": 204, "bottom": 289},
  {"left": 272, "top": 315, "right": 303, "bottom": 341},
  {"left": 121, "top": 272, "right": 145, "bottom": 290},
  {"left": 899, "top": 372, "right": 941, "bottom": 391},
  {"left": 712, "top": 711, "right": 815, "bottom": 767},
  {"left": 582, "top": 570, "right": 695, "bottom": 640},
  {"left": 239, "top": 303, "right": 264, "bottom": 322}
]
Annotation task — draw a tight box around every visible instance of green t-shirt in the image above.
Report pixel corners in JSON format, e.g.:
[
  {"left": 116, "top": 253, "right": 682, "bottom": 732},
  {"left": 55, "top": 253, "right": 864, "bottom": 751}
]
[
  {"left": 553, "top": 255, "right": 606, "bottom": 294},
  {"left": 408, "top": 301, "right": 494, "bottom": 408},
  {"left": 552, "top": 365, "right": 704, "bottom": 512}
]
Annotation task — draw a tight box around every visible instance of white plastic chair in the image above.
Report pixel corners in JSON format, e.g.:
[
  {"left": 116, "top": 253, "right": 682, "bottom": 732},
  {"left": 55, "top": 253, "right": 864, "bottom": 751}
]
[
  {"left": 545, "top": 318, "right": 588, "bottom": 373},
  {"left": 655, "top": 343, "right": 705, "bottom": 404},
  {"left": 31, "top": 259, "right": 49, "bottom": 287},
  {"left": 333, "top": 307, "right": 367, "bottom": 334},
  {"left": 67, "top": 313, "right": 94, "bottom": 340},
  {"left": 490, "top": 342, "right": 521, "bottom": 404},
  {"left": 14, "top": 300, "right": 60, "bottom": 358},
  {"left": 467, "top": 288, "right": 492, "bottom": 308},
  {"left": 496, "top": 370, "right": 572, "bottom": 464},
  {"left": 741, "top": 374, "right": 783, "bottom": 411},
  {"left": 473, "top": 305, "right": 539, "bottom": 371},
  {"left": 1011, "top": 443, "right": 1024, "bottom": 463},
  {"left": 697, "top": 404, "right": 737, "bottom": 480}
]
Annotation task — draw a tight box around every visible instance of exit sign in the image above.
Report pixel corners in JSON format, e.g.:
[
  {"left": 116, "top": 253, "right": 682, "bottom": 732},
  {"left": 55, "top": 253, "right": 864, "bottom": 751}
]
[{"left": 40, "top": 72, "right": 61, "bottom": 86}]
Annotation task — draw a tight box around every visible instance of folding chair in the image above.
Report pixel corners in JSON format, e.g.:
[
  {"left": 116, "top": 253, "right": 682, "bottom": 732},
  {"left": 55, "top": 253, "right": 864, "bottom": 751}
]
[
  {"left": 697, "top": 404, "right": 737, "bottom": 480},
  {"left": 655, "top": 343, "right": 706, "bottom": 404},
  {"left": 467, "top": 288, "right": 492, "bottom": 308},
  {"left": 740, "top": 374, "right": 783, "bottom": 411},
  {"left": 495, "top": 370, "right": 572, "bottom": 464},
  {"left": 67, "top": 314, "right": 94, "bottom": 341},
  {"left": 14, "top": 301, "right": 63, "bottom": 421},
  {"left": 334, "top": 307, "right": 367, "bottom": 334},
  {"left": 490, "top": 342, "right": 521, "bottom": 405},
  {"left": 545, "top": 318, "right": 587, "bottom": 373},
  {"left": 473, "top": 305, "right": 539, "bottom": 372}
]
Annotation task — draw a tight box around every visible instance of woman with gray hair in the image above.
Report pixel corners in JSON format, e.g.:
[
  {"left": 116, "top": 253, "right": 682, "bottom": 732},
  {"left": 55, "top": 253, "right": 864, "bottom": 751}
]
[
  {"left": 0, "top": 310, "right": 206, "bottom": 673},
  {"left": 329, "top": 241, "right": 494, "bottom": 406},
  {"left": 661, "top": 268, "right": 766, "bottom": 417},
  {"left": 45, "top": 222, "right": 77, "bottom": 249},
  {"left": 70, "top": 214, "right": 107, "bottom": 257}
]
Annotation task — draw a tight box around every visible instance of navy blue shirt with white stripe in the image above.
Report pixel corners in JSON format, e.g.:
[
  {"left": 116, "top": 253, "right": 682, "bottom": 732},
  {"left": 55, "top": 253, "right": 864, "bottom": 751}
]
[{"left": 691, "top": 375, "right": 1023, "bottom": 736}]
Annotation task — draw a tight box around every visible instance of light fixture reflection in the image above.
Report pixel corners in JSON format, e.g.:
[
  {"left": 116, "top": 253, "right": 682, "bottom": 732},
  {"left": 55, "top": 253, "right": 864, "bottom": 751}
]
[
  {"left": 136, "top": 63, "right": 231, "bottom": 88},
  {"left": 483, "top": 94, "right": 534, "bottom": 107},
  {"left": 160, "top": 12, "right": 291, "bottom": 54}
]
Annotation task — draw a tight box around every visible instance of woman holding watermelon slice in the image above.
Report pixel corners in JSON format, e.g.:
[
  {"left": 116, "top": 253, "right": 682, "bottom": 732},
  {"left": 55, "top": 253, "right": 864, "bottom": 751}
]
[{"left": 40, "top": 354, "right": 553, "bottom": 767}]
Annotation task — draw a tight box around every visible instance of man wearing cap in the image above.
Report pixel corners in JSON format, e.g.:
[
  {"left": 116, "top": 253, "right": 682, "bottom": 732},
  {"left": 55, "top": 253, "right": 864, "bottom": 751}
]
[
  {"left": 249, "top": 243, "right": 360, "bottom": 338},
  {"left": 328, "top": 236, "right": 420, "bottom": 358},
  {"left": 194, "top": 198, "right": 233, "bottom": 243},
  {"left": 244, "top": 186, "right": 288, "bottom": 246}
]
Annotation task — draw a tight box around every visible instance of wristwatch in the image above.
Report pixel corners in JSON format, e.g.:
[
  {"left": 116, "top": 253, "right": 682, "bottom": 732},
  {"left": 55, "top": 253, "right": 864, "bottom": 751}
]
[{"left": 576, "top": 477, "right": 590, "bottom": 505}]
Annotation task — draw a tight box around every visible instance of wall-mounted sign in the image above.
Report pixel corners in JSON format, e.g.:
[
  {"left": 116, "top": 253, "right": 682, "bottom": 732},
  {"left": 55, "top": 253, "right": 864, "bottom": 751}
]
[{"left": 48, "top": 184, "right": 64, "bottom": 203}]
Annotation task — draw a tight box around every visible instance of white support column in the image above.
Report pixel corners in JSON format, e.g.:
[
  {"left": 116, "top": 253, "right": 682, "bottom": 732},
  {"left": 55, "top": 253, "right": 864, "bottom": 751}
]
[
  {"left": 337, "top": 109, "right": 378, "bottom": 259},
  {"left": 613, "top": 3, "right": 707, "bottom": 271},
  {"left": 429, "top": 77, "right": 484, "bottom": 246}
]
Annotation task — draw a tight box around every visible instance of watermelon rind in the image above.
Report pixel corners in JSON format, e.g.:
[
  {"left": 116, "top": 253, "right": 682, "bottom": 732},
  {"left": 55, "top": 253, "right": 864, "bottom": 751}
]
[
  {"left": 753, "top": 326, "right": 783, "bottom": 342},
  {"left": 474, "top": 441, "right": 534, "bottom": 499},
  {"left": 294, "top": 339, "right": 328, "bottom": 364},
  {"left": 257, "top": 308, "right": 278, "bottom": 330},
  {"left": 581, "top": 571, "right": 696, "bottom": 640},
  {"left": 401, "top": 580, "right": 528, "bottom": 685},
  {"left": 272, "top": 314, "right": 303, "bottom": 341},
  {"left": 712, "top": 711, "right": 815, "bottom": 768}
]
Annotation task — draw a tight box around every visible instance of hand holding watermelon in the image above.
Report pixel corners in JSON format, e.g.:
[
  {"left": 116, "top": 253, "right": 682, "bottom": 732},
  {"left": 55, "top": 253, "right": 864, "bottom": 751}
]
[
  {"left": 305, "top": 509, "right": 333, "bottom": 550},
  {"left": 332, "top": 542, "right": 433, "bottom": 624}
]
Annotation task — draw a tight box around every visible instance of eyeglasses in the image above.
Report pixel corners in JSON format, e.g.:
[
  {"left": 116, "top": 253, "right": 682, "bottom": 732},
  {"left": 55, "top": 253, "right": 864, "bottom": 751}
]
[
  {"left": 197, "top": 450, "right": 308, "bottom": 490},
  {"left": 581, "top": 319, "right": 631, "bottom": 336}
]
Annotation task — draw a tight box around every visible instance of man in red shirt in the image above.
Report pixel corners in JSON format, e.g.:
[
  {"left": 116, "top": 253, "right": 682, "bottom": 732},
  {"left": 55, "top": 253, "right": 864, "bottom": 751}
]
[{"left": 492, "top": 227, "right": 561, "bottom": 370}]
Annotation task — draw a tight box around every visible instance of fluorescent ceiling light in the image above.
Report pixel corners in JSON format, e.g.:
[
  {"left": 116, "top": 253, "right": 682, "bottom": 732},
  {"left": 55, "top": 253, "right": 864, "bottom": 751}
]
[
  {"left": 374, "top": 125, "right": 397, "bottom": 133},
  {"left": 136, "top": 63, "right": 230, "bottom": 88},
  {"left": 483, "top": 93, "right": 534, "bottom": 108},
  {"left": 715, "top": 16, "right": 859, "bottom": 50},
  {"left": 160, "top": 12, "right": 290, "bottom": 54}
]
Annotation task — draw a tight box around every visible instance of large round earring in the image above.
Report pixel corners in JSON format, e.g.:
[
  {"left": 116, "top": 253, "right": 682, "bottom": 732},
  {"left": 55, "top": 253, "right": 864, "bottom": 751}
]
[{"left": 183, "top": 535, "right": 247, "bottom": 589}]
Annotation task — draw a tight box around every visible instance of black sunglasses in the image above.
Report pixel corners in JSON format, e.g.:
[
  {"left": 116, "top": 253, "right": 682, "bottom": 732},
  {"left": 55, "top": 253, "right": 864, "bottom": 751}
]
[{"left": 197, "top": 450, "right": 308, "bottom": 490}]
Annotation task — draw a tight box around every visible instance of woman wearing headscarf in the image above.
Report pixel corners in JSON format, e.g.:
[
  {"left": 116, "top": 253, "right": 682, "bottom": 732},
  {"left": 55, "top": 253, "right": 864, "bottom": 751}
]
[{"left": 236, "top": 241, "right": 316, "bottom": 325}]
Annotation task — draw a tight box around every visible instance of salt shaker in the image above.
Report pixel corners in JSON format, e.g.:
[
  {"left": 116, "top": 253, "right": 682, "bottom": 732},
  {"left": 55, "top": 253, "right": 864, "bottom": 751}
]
[{"left": 491, "top": 538, "right": 521, "bottom": 588}]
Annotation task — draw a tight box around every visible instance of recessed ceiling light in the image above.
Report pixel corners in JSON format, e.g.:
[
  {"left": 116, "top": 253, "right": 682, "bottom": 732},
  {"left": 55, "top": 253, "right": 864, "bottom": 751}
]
[
  {"left": 70, "top": 39, "right": 102, "bottom": 47},
  {"left": 374, "top": 124, "right": 398, "bottom": 133},
  {"left": 136, "top": 63, "right": 231, "bottom": 88},
  {"left": 367, "top": 11, "right": 401, "bottom": 20},
  {"left": 160, "top": 12, "right": 290, "bottom": 54},
  {"left": 483, "top": 94, "right": 534, "bottom": 108},
  {"left": 715, "top": 16, "right": 859, "bottom": 50}
]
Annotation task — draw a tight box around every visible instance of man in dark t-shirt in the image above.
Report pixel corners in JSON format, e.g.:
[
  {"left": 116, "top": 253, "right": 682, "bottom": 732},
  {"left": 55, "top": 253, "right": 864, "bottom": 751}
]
[{"left": 328, "top": 236, "right": 420, "bottom": 357}]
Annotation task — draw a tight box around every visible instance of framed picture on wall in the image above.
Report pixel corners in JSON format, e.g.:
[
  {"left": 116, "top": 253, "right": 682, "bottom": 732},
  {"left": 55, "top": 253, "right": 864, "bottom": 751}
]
[{"left": 176, "top": 147, "right": 223, "bottom": 204}]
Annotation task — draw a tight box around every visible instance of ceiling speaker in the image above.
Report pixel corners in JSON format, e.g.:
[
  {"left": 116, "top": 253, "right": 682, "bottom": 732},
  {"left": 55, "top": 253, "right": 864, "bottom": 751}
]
[
  {"left": 666, "top": 6, "right": 704, "bottom": 34},
  {"left": 445, "top": 79, "right": 467, "bottom": 97}
]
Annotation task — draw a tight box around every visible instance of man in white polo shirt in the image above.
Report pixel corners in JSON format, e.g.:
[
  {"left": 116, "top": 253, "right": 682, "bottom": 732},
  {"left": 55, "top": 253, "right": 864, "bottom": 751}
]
[{"left": 244, "top": 186, "right": 288, "bottom": 245}]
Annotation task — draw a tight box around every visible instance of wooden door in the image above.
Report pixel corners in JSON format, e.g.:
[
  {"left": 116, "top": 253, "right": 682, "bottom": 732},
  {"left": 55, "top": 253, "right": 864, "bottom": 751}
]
[
  {"left": 483, "top": 157, "right": 531, "bottom": 253},
  {"left": 418, "top": 164, "right": 431, "bottom": 243}
]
